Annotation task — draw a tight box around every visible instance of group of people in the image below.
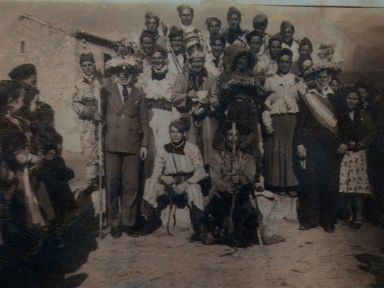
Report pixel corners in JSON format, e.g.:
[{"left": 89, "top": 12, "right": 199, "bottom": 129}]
[
  {"left": 1, "top": 4, "right": 383, "bottom": 250},
  {"left": 0, "top": 63, "right": 77, "bottom": 254}
]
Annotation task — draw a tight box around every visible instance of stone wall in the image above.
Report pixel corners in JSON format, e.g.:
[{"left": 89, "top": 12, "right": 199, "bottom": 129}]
[{"left": 0, "top": 17, "right": 115, "bottom": 153}]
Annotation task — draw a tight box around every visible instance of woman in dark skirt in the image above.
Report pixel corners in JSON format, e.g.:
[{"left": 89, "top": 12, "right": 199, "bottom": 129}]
[{"left": 262, "top": 48, "right": 306, "bottom": 196}]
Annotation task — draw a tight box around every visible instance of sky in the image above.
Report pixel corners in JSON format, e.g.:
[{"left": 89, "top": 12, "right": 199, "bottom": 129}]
[{"left": 0, "top": 0, "right": 383, "bottom": 70}]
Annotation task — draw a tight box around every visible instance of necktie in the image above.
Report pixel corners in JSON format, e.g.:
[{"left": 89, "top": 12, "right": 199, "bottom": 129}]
[{"left": 122, "top": 85, "right": 129, "bottom": 103}]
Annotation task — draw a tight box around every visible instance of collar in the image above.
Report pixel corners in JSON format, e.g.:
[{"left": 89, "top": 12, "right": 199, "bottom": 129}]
[
  {"left": 283, "top": 39, "right": 294, "bottom": 47},
  {"left": 311, "top": 86, "right": 334, "bottom": 99},
  {"left": 188, "top": 65, "right": 208, "bottom": 78},
  {"left": 151, "top": 66, "right": 168, "bottom": 80},
  {"left": 143, "top": 29, "right": 159, "bottom": 39},
  {"left": 164, "top": 139, "right": 186, "bottom": 155},
  {"left": 83, "top": 73, "right": 95, "bottom": 84},
  {"left": 180, "top": 23, "right": 195, "bottom": 34}
]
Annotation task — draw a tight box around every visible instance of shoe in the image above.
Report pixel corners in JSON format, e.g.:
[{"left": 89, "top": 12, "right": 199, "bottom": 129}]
[
  {"left": 323, "top": 224, "right": 335, "bottom": 233},
  {"left": 255, "top": 184, "right": 265, "bottom": 192},
  {"left": 299, "top": 221, "right": 319, "bottom": 230},
  {"left": 351, "top": 220, "right": 364, "bottom": 229},
  {"left": 190, "top": 232, "right": 201, "bottom": 242},
  {"left": 287, "top": 191, "right": 298, "bottom": 197},
  {"left": 263, "top": 234, "right": 285, "bottom": 245},
  {"left": 123, "top": 226, "right": 140, "bottom": 237},
  {"left": 111, "top": 226, "right": 122, "bottom": 238},
  {"left": 299, "top": 224, "right": 312, "bottom": 231},
  {"left": 200, "top": 229, "right": 215, "bottom": 245}
]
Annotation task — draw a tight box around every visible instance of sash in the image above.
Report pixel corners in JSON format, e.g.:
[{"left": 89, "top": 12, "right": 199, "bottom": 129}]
[
  {"left": 301, "top": 89, "right": 337, "bottom": 134},
  {"left": 21, "top": 167, "right": 46, "bottom": 227}
]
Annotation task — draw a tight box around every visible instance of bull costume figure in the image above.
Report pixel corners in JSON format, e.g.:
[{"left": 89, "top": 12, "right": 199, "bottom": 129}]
[
  {"left": 72, "top": 52, "right": 103, "bottom": 192},
  {"left": 217, "top": 44, "right": 269, "bottom": 191},
  {"left": 140, "top": 119, "right": 208, "bottom": 241},
  {"left": 203, "top": 122, "right": 260, "bottom": 247}
]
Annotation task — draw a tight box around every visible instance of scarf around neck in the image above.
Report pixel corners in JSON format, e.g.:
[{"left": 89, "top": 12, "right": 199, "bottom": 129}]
[
  {"left": 164, "top": 139, "right": 186, "bottom": 155},
  {"left": 188, "top": 67, "right": 208, "bottom": 91},
  {"left": 151, "top": 66, "right": 168, "bottom": 81},
  {"left": 83, "top": 73, "right": 95, "bottom": 84}
]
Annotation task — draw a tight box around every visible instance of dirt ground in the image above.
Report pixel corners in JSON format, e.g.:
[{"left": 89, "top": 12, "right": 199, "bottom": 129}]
[
  {"left": 63, "top": 219, "right": 382, "bottom": 288},
  {"left": 61, "top": 152, "right": 384, "bottom": 288}
]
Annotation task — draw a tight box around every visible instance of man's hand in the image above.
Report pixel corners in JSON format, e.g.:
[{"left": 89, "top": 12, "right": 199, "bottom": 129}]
[
  {"left": 15, "top": 150, "right": 29, "bottom": 166},
  {"left": 94, "top": 112, "right": 104, "bottom": 122},
  {"left": 187, "top": 90, "right": 197, "bottom": 100},
  {"left": 175, "top": 181, "right": 189, "bottom": 195},
  {"left": 140, "top": 147, "right": 148, "bottom": 160},
  {"left": 337, "top": 143, "right": 348, "bottom": 154},
  {"left": 297, "top": 145, "right": 306, "bottom": 159},
  {"left": 45, "top": 150, "right": 56, "bottom": 161},
  {"left": 198, "top": 97, "right": 210, "bottom": 105},
  {"left": 159, "top": 175, "right": 175, "bottom": 186}
]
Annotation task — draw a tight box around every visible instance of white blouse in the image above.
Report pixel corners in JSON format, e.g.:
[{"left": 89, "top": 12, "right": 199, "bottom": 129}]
[{"left": 264, "top": 73, "right": 306, "bottom": 115}]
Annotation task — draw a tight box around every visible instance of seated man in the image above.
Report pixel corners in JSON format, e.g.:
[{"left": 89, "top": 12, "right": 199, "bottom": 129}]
[
  {"left": 140, "top": 119, "right": 208, "bottom": 239},
  {"left": 204, "top": 122, "right": 260, "bottom": 247}
]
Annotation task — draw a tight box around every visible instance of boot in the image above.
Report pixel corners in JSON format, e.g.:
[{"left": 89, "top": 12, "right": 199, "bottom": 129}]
[
  {"left": 0, "top": 200, "right": 11, "bottom": 220},
  {"left": 189, "top": 204, "right": 204, "bottom": 241},
  {"left": 200, "top": 214, "right": 216, "bottom": 245},
  {"left": 139, "top": 200, "right": 161, "bottom": 235}
]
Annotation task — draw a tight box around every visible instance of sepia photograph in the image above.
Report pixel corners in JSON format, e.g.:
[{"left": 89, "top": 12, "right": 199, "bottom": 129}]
[{"left": 0, "top": 0, "right": 383, "bottom": 287}]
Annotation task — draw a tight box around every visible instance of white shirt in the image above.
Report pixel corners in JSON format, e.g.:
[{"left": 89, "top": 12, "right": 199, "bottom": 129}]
[
  {"left": 282, "top": 41, "right": 300, "bottom": 62},
  {"left": 205, "top": 52, "right": 224, "bottom": 78},
  {"left": 255, "top": 54, "right": 278, "bottom": 75}
]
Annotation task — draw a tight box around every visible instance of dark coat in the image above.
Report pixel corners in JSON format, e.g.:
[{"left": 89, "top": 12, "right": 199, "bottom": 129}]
[
  {"left": 338, "top": 109, "right": 376, "bottom": 150},
  {"left": 102, "top": 81, "right": 150, "bottom": 154},
  {"left": 0, "top": 117, "right": 29, "bottom": 171},
  {"left": 37, "top": 156, "right": 76, "bottom": 217}
]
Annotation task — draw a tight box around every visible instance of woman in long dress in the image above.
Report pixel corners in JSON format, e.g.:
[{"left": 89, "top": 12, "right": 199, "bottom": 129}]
[
  {"left": 263, "top": 48, "right": 306, "bottom": 195},
  {"left": 338, "top": 89, "right": 375, "bottom": 229}
]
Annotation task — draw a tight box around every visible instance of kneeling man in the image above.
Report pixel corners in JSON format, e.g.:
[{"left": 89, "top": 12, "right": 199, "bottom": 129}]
[{"left": 140, "top": 119, "right": 208, "bottom": 239}]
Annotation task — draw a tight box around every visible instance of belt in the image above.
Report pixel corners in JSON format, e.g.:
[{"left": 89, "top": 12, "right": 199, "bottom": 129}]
[
  {"left": 235, "top": 97, "right": 258, "bottom": 106},
  {"left": 147, "top": 99, "right": 172, "bottom": 111}
]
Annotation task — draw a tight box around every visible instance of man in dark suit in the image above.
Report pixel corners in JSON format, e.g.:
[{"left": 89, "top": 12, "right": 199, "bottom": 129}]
[{"left": 103, "top": 59, "right": 149, "bottom": 238}]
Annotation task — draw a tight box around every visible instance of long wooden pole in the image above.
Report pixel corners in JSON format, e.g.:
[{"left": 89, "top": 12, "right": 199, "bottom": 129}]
[
  {"left": 95, "top": 81, "right": 103, "bottom": 238},
  {"left": 228, "top": 122, "right": 237, "bottom": 241}
]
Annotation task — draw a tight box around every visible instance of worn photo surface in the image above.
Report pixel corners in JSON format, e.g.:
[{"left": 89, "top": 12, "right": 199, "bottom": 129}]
[{"left": 0, "top": 1, "right": 383, "bottom": 287}]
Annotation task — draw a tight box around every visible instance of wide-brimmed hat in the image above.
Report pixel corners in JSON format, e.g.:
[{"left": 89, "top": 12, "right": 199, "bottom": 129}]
[
  {"left": 304, "top": 61, "right": 341, "bottom": 81},
  {"left": 105, "top": 56, "right": 143, "bottom": 75}
]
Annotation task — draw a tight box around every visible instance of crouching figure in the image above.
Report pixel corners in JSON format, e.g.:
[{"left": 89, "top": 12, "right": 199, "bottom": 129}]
[
  {"left": 203, "top": 122, "right": 261, "bottom": 247},
  {"left": 140, "top": 119, "right": 208, "bottom": 240}
]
